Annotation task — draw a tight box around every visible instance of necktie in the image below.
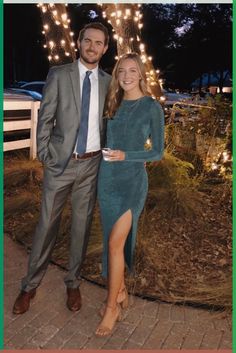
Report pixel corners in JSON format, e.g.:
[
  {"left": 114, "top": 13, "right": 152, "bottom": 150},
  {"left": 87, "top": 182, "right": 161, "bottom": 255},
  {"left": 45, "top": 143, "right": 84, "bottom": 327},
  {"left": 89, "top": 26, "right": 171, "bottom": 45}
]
[{"left": 76, "top": 70, "right": 92, "bottom": 156}]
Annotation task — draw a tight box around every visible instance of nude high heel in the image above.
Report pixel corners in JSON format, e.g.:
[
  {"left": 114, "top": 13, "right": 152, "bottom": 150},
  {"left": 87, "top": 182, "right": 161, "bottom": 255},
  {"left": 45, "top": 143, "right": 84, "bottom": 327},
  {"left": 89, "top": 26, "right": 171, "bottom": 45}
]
[
  {"left": 117, "top": 287, "right": 129, "bottom": 309},
  {"left": 99, "top": 287, "right": 129, "bottom": 317},
  {"left": 95, "top": 304, "right": 122, "bottom": 337}
]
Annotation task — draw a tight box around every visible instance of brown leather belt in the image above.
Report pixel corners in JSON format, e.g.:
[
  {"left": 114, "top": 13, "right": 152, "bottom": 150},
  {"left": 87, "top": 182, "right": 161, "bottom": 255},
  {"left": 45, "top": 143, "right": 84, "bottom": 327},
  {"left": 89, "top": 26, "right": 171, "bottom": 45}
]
[{"left": 72, "top": 150, "right": 101, "bottom": 160}]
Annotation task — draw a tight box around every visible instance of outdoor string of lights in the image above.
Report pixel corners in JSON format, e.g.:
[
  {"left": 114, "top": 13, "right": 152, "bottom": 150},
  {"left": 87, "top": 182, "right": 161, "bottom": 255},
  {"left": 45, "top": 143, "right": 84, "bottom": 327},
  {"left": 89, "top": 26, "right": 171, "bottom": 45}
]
[
  {"left": 101, "top": 3, "right": 162, "bottom": 98},
  {"left": 37, "top": 3, "right": 76, "bottom": 63},
  {"left": 38, "top": 3, "right": 163, "bottom": 99}
]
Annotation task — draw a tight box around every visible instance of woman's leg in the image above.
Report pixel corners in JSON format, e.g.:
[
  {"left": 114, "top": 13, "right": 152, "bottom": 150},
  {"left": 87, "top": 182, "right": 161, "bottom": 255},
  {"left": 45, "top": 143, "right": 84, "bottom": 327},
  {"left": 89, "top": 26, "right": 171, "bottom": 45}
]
[{"left": 96, "top": 210, "right": 132, "bottom": 335}]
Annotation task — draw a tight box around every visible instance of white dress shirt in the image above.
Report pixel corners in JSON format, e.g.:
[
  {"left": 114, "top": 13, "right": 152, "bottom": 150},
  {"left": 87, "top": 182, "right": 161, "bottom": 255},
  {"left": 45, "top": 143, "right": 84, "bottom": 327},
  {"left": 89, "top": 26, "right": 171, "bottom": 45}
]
[{"left": 75, "top": 60, "right": 100, "bottom": 153}]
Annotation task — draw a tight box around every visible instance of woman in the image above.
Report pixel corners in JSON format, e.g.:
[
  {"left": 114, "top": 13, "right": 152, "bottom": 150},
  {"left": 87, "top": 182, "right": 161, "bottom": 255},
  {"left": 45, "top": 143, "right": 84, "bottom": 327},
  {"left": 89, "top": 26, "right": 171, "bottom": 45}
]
[{"left": 96, "top": 53, "right": 164, "bottom": 336}]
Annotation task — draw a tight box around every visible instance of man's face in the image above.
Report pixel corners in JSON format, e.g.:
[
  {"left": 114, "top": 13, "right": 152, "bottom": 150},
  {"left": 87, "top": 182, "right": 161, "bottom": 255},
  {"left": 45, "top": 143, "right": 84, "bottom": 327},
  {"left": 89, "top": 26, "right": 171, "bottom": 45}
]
[{"left": 77, "top": 28, "right": 108, "bottom": 67}]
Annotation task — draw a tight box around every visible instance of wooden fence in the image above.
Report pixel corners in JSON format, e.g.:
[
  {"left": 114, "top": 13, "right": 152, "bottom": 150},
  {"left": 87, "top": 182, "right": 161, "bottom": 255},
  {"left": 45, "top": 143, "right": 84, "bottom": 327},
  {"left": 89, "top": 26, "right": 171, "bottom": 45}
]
[{"left": 3, "top": 99, "right": 40, "bottom": 159}]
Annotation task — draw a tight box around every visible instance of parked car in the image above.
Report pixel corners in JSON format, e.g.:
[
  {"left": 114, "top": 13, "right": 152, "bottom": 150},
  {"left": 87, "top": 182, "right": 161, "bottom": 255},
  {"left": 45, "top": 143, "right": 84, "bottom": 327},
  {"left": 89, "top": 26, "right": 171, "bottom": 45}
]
[
  {"left": 162, "top": 90, "right": 192, "bottom": 105},
  {"left": 20, "top": 81, "right": 45, "bottom": 95},
  {"left": 4, "top": 87, "right": 42, "bottom": 101},
  {"left": 4, "top": 89, "right": 36, "bottom": 101}
]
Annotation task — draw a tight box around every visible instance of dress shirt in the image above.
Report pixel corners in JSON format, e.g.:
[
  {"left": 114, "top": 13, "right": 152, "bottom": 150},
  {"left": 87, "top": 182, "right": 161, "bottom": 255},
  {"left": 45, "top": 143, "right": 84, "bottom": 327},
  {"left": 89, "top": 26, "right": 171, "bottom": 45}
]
[{"left": 74, "top": 60, "right": 100, "bottom": 153}]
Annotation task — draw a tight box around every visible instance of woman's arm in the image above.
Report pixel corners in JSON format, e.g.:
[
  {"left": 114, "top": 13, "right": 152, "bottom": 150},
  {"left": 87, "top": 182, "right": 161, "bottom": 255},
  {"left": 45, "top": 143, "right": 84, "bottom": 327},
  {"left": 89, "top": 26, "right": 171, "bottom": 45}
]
[{"left": 124, "top": 100, "right": 164, "bottom": 162}]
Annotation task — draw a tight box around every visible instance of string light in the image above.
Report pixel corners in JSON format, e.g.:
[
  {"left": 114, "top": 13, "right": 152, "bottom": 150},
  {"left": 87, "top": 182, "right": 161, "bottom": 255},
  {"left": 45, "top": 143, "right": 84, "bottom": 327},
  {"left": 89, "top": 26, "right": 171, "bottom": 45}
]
[
  {"left": 139, "top": 43, "right": 145, "bottom": 51},
  {"left": 101, "top": 4, "right": 162, "bottom": 99},
  {"left": 61, "top": 13, "right": 67, "bottom": 21},
  {"left": 211, "top": 162, "right": 218, "bottom": 170},
  {"left": 223, "top": 151, "right": 229, "bottom": 162},
  {"left": 39, "top": 3, "right": 76, "bottom": 64}
]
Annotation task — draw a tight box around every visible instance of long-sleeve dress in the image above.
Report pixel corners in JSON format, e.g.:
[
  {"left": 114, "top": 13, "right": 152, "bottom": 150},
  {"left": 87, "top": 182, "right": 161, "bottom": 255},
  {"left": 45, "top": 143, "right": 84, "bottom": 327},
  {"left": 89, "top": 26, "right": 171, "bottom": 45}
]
[{"left": 97, "top": 95, "right": 164, "bottom": 278}]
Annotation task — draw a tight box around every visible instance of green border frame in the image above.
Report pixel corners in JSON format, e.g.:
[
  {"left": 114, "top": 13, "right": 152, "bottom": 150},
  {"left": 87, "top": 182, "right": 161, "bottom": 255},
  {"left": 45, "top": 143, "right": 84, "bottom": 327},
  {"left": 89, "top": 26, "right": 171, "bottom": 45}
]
[{"left": 0, "top": 0, "right": 3, "bottom": 349}]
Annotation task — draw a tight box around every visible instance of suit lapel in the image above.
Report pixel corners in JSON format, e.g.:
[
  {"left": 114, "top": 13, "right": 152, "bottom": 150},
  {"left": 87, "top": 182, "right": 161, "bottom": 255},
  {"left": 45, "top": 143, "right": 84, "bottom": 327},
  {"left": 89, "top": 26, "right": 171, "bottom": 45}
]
[{"left": 69, "top": 60, "right": 81, "bottom": 117}]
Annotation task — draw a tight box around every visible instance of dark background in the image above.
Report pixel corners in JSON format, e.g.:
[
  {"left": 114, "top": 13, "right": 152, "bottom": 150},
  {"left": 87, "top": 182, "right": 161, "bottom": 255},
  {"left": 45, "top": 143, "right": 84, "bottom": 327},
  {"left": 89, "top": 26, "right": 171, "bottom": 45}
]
[{"left": 4, "top": 3, "right": 232, "bottom": 90}]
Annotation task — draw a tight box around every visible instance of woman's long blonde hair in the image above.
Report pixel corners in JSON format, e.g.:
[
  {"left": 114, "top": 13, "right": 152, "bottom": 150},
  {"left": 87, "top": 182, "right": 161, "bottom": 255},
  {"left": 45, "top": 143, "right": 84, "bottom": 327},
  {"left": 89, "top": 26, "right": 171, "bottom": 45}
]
[{"left": 104, "top": 52, "right": 151, "bottom": 118}]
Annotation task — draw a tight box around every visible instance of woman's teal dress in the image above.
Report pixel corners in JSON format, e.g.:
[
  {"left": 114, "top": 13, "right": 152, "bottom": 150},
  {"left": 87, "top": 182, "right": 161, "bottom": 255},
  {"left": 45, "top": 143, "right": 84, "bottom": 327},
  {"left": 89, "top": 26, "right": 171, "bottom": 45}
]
[{"left": 98, "top": 96, "right": 164, "bottom": 278}]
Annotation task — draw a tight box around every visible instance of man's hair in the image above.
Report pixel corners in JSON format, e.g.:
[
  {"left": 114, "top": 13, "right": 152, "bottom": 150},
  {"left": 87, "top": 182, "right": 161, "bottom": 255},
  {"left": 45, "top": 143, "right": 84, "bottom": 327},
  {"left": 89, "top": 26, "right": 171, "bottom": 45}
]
[{"left": 78, "top": 22, "right": 109, "bottom": 46}]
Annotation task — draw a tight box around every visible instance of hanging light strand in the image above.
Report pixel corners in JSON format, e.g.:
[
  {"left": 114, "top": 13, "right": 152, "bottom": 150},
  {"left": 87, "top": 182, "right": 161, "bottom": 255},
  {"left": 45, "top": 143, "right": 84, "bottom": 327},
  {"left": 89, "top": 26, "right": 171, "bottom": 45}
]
[
  {"left": 102, "top": 3, "right": 162, "bottom": 98},
  {"left": 38, "top": 3, "right": 76, "bottom": 65}
]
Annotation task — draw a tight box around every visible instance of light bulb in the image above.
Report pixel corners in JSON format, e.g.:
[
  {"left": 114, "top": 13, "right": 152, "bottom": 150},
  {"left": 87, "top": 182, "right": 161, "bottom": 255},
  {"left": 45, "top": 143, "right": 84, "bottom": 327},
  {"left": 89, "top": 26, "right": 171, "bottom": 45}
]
[
  {"left": 49, "top": 41, "right": 54, "bottom": 48},
  {"left": 61, "top": 13, "right": 67, "bottom": 21},
  {"left": 139, "top": 43, "right": 145, "bottom": 51}
]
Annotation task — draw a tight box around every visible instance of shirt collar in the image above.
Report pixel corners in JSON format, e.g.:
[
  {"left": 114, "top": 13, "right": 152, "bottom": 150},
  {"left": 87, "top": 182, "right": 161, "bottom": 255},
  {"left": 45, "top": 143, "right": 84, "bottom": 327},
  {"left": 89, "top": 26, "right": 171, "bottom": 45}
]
[{"left": 78, "top": 59, "right": 99, "bottom": 80}]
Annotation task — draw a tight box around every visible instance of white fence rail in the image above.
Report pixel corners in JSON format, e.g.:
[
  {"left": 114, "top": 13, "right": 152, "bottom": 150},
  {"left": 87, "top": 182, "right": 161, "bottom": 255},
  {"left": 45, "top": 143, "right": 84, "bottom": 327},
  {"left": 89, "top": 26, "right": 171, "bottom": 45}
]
[{"left": 3, "top": 99, "right": 40, "bottom": 159}]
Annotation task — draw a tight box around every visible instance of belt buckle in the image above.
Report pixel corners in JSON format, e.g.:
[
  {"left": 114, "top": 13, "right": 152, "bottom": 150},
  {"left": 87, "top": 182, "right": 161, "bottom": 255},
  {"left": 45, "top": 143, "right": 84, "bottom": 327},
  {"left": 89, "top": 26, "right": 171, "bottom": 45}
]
[{"left": 74, "top": 153, "right": 79, "bottom": 160}]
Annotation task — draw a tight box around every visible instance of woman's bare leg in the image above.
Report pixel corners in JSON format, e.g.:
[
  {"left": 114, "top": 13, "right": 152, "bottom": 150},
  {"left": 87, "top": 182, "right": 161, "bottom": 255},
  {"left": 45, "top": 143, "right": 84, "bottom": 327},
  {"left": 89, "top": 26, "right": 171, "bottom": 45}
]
[{"left": 96, "top": 210, "right": 132, "bottom": 335}]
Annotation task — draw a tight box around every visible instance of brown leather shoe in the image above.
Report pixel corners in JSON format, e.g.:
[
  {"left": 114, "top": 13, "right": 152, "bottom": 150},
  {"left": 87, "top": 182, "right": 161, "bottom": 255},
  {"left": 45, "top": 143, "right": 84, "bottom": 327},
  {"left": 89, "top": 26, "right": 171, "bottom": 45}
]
[
  {"left": 66, "top": 287, "right": 81, "bottom": 312},
  {"left": 12, "top": 288, "right": 36, "bottom": 315}
]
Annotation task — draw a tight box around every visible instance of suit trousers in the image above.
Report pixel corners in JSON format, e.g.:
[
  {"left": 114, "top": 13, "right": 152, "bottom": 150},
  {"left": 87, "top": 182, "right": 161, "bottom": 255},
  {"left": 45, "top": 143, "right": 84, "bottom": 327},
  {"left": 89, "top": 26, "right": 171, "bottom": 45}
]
[{"left": 21, "top": 154, "right": 101, "bottom": 291}]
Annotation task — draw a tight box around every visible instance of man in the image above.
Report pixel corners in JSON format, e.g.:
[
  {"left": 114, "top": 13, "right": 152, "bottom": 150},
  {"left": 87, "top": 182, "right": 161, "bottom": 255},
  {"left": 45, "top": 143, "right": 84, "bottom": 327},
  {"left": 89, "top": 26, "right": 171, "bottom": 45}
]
[{"left": 13, "top": 22, "right": 111, "bottom": 314}]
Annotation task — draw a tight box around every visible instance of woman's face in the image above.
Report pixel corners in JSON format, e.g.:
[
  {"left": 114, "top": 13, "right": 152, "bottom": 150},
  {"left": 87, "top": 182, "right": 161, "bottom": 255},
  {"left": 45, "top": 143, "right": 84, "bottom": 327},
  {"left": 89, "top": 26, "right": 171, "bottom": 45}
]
[{"left": 117, "top": 58, "right": 141, "bottom": 94}]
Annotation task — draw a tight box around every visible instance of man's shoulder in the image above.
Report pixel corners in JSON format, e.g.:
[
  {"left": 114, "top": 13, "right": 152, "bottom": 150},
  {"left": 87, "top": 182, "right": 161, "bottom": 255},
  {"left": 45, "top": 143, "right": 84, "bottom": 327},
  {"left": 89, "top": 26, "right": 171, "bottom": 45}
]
[
  {"left": 49, "top": 61, "right": 77, "bottom": 75},
  {"left": 98, "top": 69, "right": 111, "bottom": 81}
]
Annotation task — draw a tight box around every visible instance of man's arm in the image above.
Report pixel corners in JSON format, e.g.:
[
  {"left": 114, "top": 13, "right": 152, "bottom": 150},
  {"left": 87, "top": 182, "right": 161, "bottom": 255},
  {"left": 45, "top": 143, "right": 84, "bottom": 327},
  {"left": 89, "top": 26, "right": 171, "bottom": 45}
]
[{"left": 37, "top": 67, "right": 58, "bottom": 162}]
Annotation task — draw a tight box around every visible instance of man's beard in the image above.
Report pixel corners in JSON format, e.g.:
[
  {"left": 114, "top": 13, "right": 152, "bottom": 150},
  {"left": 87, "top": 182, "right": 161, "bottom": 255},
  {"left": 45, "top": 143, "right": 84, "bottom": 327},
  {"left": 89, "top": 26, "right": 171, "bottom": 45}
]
[{"left": 80, "top": 51, "right": 101, "bottom": 65}]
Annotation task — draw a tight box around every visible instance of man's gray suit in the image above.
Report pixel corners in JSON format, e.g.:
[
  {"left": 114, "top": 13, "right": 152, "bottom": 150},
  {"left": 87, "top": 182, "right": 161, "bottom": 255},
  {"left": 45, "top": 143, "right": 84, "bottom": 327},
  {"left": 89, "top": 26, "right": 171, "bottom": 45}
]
[{"left": 21, "top": 60, "right": 111, "bottom": 291}]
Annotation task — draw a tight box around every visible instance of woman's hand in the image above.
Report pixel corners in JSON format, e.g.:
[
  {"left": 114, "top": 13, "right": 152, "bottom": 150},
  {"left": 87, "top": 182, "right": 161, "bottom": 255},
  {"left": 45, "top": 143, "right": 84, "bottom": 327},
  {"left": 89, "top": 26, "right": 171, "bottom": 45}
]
[{"left": 107, "top": 149, "right": 125, "bottom": 161}]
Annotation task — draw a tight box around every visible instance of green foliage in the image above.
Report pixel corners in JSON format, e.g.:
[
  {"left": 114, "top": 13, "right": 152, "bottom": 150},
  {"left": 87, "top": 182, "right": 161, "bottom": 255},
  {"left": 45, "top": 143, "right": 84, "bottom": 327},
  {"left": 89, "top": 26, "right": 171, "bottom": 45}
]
[
  {"left": 148, "top": 152, "right": 195, "bottom": 189},
  {"left": 146, "top": 152, "right": 203, "bottom": 218},
  {"left": 165, "top": 97, "right": 232, "bottom": 179}
]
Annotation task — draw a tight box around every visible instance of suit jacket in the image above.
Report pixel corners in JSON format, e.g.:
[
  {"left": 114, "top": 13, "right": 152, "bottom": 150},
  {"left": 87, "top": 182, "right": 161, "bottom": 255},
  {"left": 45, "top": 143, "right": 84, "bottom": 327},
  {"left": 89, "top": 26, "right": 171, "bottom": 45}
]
[{"left": 37, "top": 60, "right": 111, "bottom": 176}]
